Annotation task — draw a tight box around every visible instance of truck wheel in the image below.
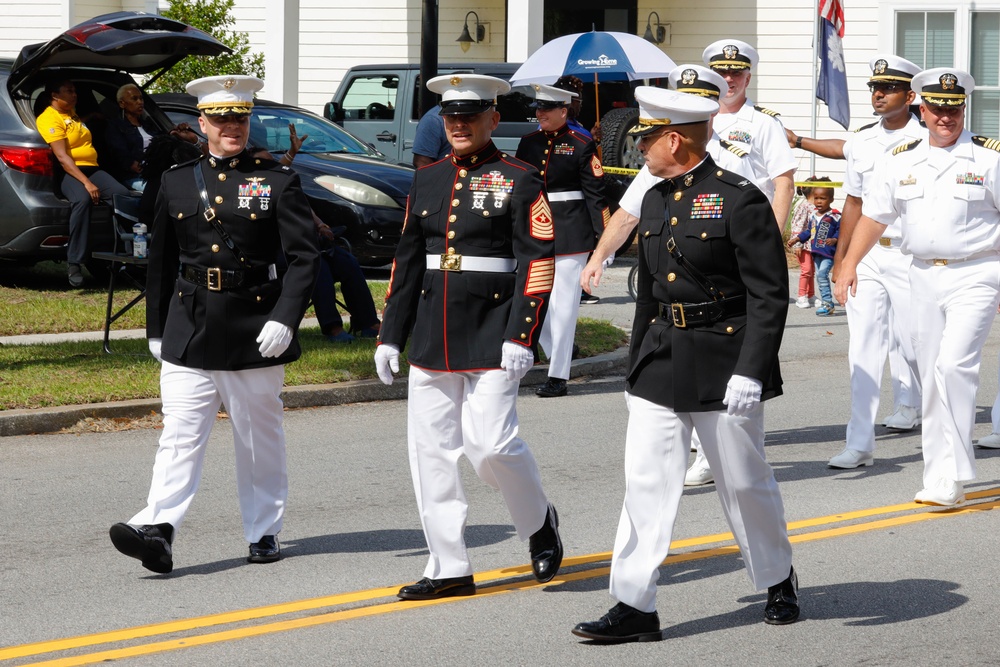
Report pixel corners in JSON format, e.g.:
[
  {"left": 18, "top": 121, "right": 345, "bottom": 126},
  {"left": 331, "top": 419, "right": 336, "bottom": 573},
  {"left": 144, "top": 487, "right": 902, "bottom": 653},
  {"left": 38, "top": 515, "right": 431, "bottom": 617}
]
[{"left": 599, "top": 107, "right": 643, "bottom": 169}]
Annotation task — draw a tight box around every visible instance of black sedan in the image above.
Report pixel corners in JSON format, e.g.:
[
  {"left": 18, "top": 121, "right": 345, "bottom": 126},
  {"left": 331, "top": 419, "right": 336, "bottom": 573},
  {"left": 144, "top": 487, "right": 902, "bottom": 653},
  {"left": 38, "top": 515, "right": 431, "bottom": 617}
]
[{"left": 155, "top": 94, "right": 413, "bottom": 266}]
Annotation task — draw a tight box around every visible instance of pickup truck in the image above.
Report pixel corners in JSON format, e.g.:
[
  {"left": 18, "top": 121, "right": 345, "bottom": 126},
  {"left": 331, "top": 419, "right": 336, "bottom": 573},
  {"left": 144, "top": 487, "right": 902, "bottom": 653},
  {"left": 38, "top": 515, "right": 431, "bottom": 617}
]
[
  {"left": 324, "top": 63, "right": 535, "bottom": 165},
  {"left": 324, "top": 62, "right": 645, "bottom": 170}
]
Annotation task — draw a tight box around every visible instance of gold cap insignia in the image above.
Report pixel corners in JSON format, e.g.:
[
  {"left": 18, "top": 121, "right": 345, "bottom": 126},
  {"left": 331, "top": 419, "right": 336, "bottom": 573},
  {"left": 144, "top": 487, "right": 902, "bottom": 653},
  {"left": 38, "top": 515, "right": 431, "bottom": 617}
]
[
  {"left": 940, "top": 73, "right": 957, "bottom": 90},
  {"left": 723, "top": 45, "right": 738, "bottom": 60},
  {"left": 681, "top": 69, "right": 697, "bottom": 86},
  {"left": 450, "top": 76, "right": 462, "bottom": 86},
  {"left": 874, "top": 59, "right": 887, "bottom": 75},
  {"left": 223, "top": 77, "right": 236, "bottom": 90}
]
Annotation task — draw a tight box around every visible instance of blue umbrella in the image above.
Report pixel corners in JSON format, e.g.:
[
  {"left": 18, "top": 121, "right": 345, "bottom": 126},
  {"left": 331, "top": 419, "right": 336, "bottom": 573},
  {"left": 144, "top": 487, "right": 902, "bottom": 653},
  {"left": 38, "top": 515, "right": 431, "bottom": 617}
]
[
  {"left": 509, "top": 31, "right": 676, "bottom": 143},
  {"left": 509, "top": 31, "right": 676, "bottom": 86}
]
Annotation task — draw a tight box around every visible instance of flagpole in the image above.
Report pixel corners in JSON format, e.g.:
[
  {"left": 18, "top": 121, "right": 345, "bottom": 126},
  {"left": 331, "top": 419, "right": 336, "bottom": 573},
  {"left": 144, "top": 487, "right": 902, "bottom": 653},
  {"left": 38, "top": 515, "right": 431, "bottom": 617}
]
[{"left": 810, "top": 0, "right": 820, "bottom": 176}]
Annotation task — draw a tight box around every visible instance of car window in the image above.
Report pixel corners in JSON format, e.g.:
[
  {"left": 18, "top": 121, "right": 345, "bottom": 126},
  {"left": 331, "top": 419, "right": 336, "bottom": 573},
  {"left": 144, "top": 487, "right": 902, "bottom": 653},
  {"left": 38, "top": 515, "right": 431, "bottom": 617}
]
[
  {"left": 339, "top": 75, "right": 398, "bottom": 120},
  {"left": 250, "top": 107, "right": 376, "bottom": 156},
  {"left": 496, "top": 90, "right": 535, "bottom": 124}
]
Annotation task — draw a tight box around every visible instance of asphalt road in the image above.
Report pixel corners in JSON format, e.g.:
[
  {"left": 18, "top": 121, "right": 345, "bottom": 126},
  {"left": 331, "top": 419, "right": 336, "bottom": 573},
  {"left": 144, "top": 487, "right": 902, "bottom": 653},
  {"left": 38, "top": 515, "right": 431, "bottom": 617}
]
[{"left": 3, "top": 262, "right": 1000, "bottom": 666}]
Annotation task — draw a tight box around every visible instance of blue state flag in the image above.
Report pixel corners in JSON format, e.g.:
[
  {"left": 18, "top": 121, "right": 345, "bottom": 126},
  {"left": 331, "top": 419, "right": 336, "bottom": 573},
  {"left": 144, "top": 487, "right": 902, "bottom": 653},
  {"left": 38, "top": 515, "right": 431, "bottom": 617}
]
[{"left": 817, "top": 17, "right": 850, "bottom": 130}]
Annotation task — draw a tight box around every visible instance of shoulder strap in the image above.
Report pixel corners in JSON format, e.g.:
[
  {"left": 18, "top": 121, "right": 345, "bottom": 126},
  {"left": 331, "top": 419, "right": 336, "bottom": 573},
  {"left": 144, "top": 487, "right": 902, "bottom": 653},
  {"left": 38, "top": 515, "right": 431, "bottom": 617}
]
[
  {"left": 192, "top": 162, "right": 251, "bottom": 269},
  {"left": 663, "top": 202, "right": 723, "bottom": 301}
]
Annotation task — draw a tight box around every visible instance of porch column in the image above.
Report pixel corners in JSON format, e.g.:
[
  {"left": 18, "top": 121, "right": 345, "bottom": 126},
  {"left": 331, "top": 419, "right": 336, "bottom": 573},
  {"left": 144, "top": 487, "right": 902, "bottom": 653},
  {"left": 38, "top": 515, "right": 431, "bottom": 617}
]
[
  {"left": 264, "top": 0, "right": 300, "bottom": 105},
  {"left": 506, "top": 0, "right": 544, "bottom": 62}
]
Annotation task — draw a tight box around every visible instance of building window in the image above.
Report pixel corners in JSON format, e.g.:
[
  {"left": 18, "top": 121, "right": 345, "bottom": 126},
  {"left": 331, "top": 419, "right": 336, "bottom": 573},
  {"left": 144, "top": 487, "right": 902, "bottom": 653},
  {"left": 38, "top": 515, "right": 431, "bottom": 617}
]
[
  {"left": 971, "top": 12, "right": 1000, "bottom": 138},
  {"left": 896, "top": 11, "right": 955, "bottom": 69}
]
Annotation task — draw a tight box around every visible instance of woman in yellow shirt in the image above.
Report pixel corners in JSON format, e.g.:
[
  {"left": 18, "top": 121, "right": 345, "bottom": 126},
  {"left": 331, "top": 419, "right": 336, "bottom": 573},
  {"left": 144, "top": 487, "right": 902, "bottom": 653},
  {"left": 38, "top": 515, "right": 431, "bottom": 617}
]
[{"left": 36, "top": 78, "right": 128, "bottom": 287}]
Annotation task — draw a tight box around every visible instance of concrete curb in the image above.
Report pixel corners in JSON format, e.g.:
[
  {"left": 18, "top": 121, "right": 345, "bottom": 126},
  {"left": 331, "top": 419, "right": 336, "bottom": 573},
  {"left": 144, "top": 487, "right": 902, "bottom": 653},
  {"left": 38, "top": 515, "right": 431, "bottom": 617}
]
[{"left": 0, "top": 348, "right": 629, "bottom": 438}]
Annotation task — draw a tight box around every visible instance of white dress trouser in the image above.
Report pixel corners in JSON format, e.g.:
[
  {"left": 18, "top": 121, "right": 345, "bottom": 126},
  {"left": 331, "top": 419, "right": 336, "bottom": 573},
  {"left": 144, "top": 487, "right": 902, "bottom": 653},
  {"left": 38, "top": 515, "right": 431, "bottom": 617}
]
[
  {"left": 909, "top": 257, "right": 1000, "bottom": 486},
  {"left": 407, "top": 365, "right": 549, "bottom": 579},
  {"left": 538, "top": 252, "right": 588, "bottom": 380},
  {"left": 845, "top": 244, "right": 920, "bottom": 452},
  {"left": 609, "top": 393, "right": 793, "bottom": 613},
  {"left": 130, "top": 362, "right": 287, "bottom": 543}
]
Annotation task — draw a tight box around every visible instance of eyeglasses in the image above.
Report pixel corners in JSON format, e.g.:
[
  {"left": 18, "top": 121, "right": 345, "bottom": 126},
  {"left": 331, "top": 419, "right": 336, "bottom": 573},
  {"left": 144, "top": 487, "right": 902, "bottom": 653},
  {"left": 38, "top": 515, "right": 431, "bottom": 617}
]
[{"left": 868, "top": 83, "right": 907, "bottom": 94}]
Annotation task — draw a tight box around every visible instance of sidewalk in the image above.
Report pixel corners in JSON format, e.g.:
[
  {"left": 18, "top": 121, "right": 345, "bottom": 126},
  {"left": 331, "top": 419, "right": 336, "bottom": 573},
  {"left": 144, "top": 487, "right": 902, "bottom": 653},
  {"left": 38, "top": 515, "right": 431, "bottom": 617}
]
[{"left": 1, "top": 263, "right": 641, "bottom": 438}]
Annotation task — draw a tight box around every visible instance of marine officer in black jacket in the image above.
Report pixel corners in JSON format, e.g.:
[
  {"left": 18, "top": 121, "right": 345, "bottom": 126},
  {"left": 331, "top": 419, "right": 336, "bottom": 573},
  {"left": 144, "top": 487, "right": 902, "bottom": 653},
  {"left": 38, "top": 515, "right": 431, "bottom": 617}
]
[
  {"left": 375, "top": 74, "right": 563, "bottom": 600},
  {"left": 573, "top": 87, "right": 798, "bottom": 643},
  {"left": 516, "top": 83, "right": 609, "bottom": 398},
  {"left": 109, "top": 76, "right": 318, "bottom": 574}
]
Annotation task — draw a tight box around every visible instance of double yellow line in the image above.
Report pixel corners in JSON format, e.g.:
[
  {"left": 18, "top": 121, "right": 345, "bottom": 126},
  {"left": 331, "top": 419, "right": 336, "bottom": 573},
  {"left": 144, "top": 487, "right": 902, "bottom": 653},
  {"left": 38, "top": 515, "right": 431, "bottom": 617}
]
[{"left": 5, "top": 488, "right": 999, "bottom": 666}]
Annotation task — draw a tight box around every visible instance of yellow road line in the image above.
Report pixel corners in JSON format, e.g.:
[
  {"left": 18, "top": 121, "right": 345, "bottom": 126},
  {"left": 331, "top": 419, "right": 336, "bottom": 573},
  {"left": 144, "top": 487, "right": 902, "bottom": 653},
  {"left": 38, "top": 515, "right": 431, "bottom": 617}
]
[{"left": 7, "top": 489, "right": 1000, "bottom": 665}]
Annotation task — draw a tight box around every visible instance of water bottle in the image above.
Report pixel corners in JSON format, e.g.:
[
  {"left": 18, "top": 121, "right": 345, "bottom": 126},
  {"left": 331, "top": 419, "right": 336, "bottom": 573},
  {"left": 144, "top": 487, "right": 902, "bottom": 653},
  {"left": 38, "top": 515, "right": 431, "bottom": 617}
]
[{"left": 132, "top": 223, "right": 147, "bottom": 259}]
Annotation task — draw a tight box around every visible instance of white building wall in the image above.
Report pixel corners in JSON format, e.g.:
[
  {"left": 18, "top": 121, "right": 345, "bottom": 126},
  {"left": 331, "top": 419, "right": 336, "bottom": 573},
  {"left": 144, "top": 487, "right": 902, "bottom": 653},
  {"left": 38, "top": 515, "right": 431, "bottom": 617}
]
[{"left": 0, "top": 3, "right": 67, "bottom": 57}]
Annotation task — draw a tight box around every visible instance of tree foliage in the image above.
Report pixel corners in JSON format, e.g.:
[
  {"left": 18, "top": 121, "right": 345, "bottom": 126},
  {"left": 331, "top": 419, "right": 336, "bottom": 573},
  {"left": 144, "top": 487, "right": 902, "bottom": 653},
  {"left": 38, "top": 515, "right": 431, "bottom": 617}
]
[{"left": 146, "top": 0, "right": 265, "bottom": 93}]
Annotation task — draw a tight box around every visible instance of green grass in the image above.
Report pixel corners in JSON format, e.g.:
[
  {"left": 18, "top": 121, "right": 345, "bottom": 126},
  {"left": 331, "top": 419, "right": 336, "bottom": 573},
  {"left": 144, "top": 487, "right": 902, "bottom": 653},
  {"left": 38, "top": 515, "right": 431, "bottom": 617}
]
[
  {"left": 0, "top": 318, "right": 626, "bottom": 411},
  {"left": 0, "top": 261, "right": 390, "bottom": 336}
]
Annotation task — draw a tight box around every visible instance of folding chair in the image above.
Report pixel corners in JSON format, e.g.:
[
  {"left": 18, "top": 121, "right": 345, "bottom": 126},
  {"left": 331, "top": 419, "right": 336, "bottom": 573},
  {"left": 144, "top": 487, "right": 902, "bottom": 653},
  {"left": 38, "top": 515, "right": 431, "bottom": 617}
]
[{"left": 90, "top": 193, "right": 147, "bottom": 354}]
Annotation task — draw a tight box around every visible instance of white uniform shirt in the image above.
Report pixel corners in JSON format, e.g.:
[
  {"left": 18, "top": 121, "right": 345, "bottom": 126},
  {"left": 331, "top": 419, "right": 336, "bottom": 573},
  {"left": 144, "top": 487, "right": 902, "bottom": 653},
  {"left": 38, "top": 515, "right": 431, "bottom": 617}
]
[
  {"left": 711, "top": 100, "right": 797, "bottom": 202},
  {"left": 842, "top": 114, "right": 925, "bottom": 239},
  {"left": 618, "top": 132, "right": 757, "bottom": 217},
  {"left": 864, "top": 130, "right": 1000, "bottom": 260}
]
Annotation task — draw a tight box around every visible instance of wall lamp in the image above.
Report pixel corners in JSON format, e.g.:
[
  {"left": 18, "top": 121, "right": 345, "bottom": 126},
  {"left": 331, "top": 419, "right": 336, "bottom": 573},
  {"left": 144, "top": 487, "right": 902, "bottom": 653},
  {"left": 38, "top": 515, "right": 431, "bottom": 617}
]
[
  {"left": 642, "top": 11, "right": 669, "bottom": 45},
  {"left": 457, "top": 11, "right": 485, "bottom": 52}
]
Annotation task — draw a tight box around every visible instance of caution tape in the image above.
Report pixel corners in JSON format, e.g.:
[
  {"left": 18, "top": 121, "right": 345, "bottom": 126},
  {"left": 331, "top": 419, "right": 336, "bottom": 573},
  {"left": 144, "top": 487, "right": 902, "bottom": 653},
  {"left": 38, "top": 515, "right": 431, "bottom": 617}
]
[
  {"left": 796, "top": 181, "right": 843, "bottom": 188},
  {"left": 602, "top": 166, "right": 641, "bottom": 176}
]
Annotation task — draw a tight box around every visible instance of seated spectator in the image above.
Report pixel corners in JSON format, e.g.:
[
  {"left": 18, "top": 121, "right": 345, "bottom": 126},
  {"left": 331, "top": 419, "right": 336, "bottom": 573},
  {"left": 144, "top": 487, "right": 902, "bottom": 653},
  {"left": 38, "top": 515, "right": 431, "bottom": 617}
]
[
  {"left": 312, "top": 216, "right": 381, "bottom": 342},
  {"left": 104, "top": 84, "right": 159, "bottom": 191},
  {"left": 36, "top": 77, "right": 129, "bottom": 286},
  {"left": 251, "top": 130, "right": 381, "bottom": 343}
]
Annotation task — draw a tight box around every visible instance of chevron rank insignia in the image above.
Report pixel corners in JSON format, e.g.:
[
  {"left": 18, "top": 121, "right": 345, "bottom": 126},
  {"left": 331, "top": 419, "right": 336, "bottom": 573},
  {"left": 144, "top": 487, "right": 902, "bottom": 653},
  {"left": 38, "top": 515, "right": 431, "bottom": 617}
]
[
  {"left": 525, "top": 258, "right": 555, "bottom": 294},
  {"left": 529, "top": 193, "right": 554, "bottom": 240},
  {"left": 591, "top": 155, "right": 604, "bottom": 177}
]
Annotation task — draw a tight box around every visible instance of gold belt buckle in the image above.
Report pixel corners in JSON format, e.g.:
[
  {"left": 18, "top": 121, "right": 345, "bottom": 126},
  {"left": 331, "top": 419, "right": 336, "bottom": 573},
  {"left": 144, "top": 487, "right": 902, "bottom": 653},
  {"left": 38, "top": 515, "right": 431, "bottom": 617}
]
[
  {"left": 439, "top": 253, "right": 462, "bottom": 271},
  {"left": 933, "top": 259, "right": 948, "bottom": 266},
  {"left": 207, "top": 267, "right": 222, "bottom": 291},
  {"left": 879, "top": 237, "right": 892, "bottom": 247},
  {"left": 203, "top": 207, "right": 216, "bottom": 222},
  {"left": 670, "top": 303, "right": 687, "bottom": 328}
]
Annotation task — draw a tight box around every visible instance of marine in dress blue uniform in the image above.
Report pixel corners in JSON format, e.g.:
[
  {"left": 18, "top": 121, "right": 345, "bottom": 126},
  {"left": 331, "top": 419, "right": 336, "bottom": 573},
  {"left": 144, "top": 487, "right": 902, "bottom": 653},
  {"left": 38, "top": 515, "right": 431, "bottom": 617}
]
[
  {"left": 109, "top": 76, "right": 319, "bottom": 573},
  {"left": 375, "top": 74, "right": 563, "bottom": 600},
  {"left": 516, "top": 83, "right": 609, "bottom": 396},
  {"left": 573, "top": 87, "right": 798, "bottom": 644}
]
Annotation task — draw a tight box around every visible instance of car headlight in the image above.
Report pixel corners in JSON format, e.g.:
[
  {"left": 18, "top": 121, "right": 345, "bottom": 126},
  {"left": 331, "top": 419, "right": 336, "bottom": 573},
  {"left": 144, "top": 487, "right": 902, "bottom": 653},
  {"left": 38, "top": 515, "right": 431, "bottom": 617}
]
[{"left": 314, "top": 175, "right": 401, "bottom": 209}]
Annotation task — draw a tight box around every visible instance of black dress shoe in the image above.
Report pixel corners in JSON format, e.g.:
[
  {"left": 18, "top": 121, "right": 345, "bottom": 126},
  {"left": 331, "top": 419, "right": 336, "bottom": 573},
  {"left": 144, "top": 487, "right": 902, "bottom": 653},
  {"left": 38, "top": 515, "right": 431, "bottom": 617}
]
[
  {"left": 248, "top": 535, "right": 281, "bottom": 563},
  {"left": 397, "top": 576, "right": 476, "bottom": 600},
  {"left": 535, "top": 377, "right": 568, "bottom": 398},
  {"left": 109, "top": 522, "right": 174, "bottom": 574},
  {"left": 572, "top": 602, "right": 662, "bottom": 643},
  {"left": 529, "top": 503, "right": 563, "bottom": 583},
  {"left": 764, "top": 567, "right": 800, "bottom": 625},
  {"left": 67, "top": 263, "right": 84, "bottom": 288}
]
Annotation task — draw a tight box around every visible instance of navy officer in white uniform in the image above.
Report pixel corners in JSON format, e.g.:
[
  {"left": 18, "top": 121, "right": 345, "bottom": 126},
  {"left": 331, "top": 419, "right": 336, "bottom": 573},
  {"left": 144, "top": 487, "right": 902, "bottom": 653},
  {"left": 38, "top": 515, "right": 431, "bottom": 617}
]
[
  {"left": 836, "top": 68, "right": 1000, "bottom": 507},
  {"left": 572, "top": 87, "right": 798, "bottom": 643},
  {"left": 109, "top": 75, "right": 318, "bottom": 573},
  {"left": 375, "top": 74, "right": 563, "bottom": 600}
]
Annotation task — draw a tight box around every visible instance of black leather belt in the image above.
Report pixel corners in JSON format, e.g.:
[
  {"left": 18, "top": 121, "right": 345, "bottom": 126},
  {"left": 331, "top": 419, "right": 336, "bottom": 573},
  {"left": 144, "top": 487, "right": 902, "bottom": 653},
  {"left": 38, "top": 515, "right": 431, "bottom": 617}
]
[
  {"left": 181, "top": 263, "right": 273, "bottom": 291},
  {"left": 658, "top": 295, "right": 746, "bottom": 328}
]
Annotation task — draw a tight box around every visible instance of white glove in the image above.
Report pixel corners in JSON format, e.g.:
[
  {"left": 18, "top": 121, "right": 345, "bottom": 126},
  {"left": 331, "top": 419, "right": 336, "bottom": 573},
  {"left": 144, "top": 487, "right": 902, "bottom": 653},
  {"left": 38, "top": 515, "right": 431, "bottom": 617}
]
[
  {"left": 500, "top": 341, "right": 534, "bottom": 382},
  {"left": 722, "top": 374, "right": 763, "bottom": 417},
  {"left": 601, "top": 252, "right": 615, "bottom": 270},
  {"left": 148, "top": 338, "right": 162, "bottom": 362},
  {"left": 374, "top": 344, "right": 400, "bottom": 385},
  {"left": 256, "top": 321, "right": 293, "bottom": 358}
]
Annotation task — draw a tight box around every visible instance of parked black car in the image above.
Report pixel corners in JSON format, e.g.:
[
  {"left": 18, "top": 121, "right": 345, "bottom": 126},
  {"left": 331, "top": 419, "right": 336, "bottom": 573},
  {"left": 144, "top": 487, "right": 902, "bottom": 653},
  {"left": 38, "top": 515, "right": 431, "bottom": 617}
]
[
  {"left": 155, "top": 94, "right": 413, "bottom": 266},
  {"left": 0, "top": 12, "right": 229, "bottom": 272}
]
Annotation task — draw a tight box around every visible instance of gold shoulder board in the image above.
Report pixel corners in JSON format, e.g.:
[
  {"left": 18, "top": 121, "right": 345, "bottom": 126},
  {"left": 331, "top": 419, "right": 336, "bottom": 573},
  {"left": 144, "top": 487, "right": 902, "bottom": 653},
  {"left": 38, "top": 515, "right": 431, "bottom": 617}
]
[
  {"left": 892, "top": 139, "right": 922, "bottom": 155},
  {"left": 720, "top": 140, "right": 748, "bottom": 157},
  {"left": 854, "top": 121, "right": 877, "bottom": 133},
  {"left": 973, "top": 136, "right": 1000, "bottom": 152},
  {"left": 753, "top": 104, "right": 780, "bottom": 117}
]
